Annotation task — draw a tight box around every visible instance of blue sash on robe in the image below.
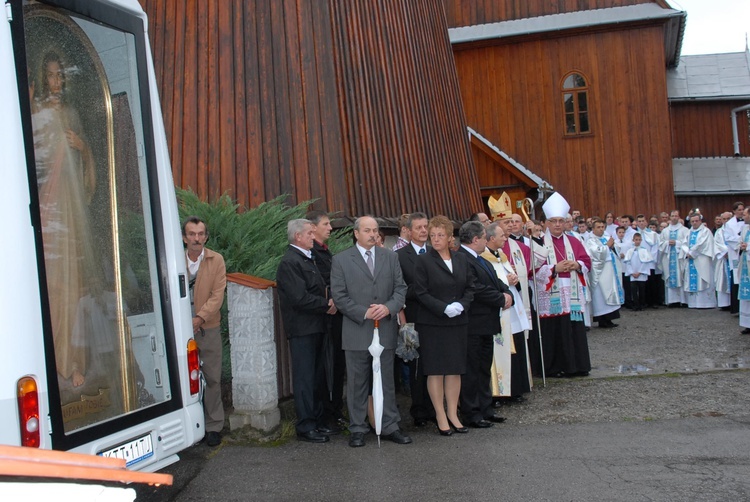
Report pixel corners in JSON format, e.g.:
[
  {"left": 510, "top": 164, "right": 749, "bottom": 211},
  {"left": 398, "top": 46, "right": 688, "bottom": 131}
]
[
  {"left": 739, "top": 231, "right": 750, "bottom": 301},
  {"left": 668, "top": 229, "right": 679, "bottom": 288}
]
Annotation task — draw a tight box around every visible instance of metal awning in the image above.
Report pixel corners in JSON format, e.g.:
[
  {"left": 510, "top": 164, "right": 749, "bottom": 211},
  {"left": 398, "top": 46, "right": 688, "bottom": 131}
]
[
  {"left": 673, "top": 157, "right": 750, "bottom": 195},
  {"left": 467, "top": 127, "right": 552, "bottom": 192}
]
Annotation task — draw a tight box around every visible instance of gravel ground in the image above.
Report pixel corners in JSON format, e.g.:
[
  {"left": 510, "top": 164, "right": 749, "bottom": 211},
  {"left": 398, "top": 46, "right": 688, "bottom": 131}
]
[
  {"left": 468, "top": 305, "right": 750, "bottom": 427},
  {"left": 136, "top": 305, "right": 750, "bottom": 501}
]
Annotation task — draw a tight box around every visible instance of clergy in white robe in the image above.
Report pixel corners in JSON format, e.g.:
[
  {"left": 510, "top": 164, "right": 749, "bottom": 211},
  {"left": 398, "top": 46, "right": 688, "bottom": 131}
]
[
  {"left": 485, "top": 198, "right": 534, "bottom": 396},
  {"left": 738, "top": 207, "right": 750, "bottom": 332},
  {"left": 723, "top": 208, "right": 744, "bottom": 314},
  {"left": 636, "top": 215, "right": 660, "bottom": 308},
  {"left": 566, "top": 227, "right": 592, "bottom": 326},
  {"left": 659, "top": 210, "right": 689, "bottom": 306},
  {"left": 714, "top": 220, "right": 736, "bottom": 308},
  {"left": 586, "top": 220, "right": 623, "bottom": 328},
  {"left": 682, "top": 214, "right": 716, "bottom": 309}
]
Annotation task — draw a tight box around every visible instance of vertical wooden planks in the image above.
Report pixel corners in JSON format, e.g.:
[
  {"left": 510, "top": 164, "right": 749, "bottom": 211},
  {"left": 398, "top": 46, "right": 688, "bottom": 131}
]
[{"left": 141, "top": 0, "right": 480, "bottom": 219}]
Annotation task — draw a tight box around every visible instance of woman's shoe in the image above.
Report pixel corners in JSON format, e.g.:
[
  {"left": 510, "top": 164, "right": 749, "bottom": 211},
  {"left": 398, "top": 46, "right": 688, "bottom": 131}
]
[
  {"left": 448, "top": 419, "right": 469, "bottom": 434},
  {"left": 438, "top": 428, "right": 453, "bottom": 436}
]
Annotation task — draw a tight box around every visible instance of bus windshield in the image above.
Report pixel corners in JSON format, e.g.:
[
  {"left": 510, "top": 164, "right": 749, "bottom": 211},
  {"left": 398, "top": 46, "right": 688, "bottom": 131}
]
[{"left": 24, "top": 0, "right": 173, "bottom": 435}]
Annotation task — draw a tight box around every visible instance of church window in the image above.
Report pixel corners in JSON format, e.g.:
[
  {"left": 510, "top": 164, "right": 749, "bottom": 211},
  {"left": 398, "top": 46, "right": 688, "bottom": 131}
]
[{"left": 561, "top": 72, "right": 591, "bottom": 136}]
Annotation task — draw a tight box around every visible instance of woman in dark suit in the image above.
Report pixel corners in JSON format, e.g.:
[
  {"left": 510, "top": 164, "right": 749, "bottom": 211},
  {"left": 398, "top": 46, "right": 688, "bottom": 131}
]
[{"left": 414, "top": 216, "right": 475, "bottom": 435}]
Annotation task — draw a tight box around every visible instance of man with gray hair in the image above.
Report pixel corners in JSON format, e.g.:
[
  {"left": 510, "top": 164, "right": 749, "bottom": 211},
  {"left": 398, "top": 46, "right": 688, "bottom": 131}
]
[{"left": 276, "top": 219, "right": 338, "bottom": 443}]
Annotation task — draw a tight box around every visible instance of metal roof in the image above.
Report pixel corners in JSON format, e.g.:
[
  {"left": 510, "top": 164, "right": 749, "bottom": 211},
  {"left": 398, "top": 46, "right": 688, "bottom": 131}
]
[
  {"left": 448, "top": 4, "right": 685, "bottom": 66},
  {"left": 673, "top": 157, "right": 750, "bottom": 195},
  {"left": 467, "top": 127, "right": 552, "bottom": 191},
  {"left": 667, "top": 51, "right": 750, "bottom": 101}
]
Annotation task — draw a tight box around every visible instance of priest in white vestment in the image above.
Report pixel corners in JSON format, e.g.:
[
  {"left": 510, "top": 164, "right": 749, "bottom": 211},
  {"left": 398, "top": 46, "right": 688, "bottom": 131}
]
[
  {"left": 636, "top": 215, "right": 660, "bottom": 308},
  {"left": 659, "top": 210, "right": 689, "bottom": 307},
  {"left": 737, "top": 207, "right": 750, "bottom": 333},
  {"left": 722, "top": 208, "right": 744, "bottom": 314},
  {"left": 586, "top": 219, "right": 623, "bottom": 328},
  {"left": 714, "top": 213, "right": 737, "bottom": 309},
  {"left": 486, "top": 194, "right": 533, "bottom": 396},
  {"left": 682, "top": 213, "right": 716, "bottom": 309}
]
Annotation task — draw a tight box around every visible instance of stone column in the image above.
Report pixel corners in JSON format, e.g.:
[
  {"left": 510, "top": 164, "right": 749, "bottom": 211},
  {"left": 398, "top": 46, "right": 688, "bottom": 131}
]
[{"left": 226, "top": 274, "right": 280, "bottom": 431}]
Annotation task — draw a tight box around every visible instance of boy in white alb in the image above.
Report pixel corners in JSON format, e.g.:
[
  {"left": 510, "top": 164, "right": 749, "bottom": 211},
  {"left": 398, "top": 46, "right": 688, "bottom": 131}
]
[{"left": 624, "top": 233, "right": 654, "bottom": 311}]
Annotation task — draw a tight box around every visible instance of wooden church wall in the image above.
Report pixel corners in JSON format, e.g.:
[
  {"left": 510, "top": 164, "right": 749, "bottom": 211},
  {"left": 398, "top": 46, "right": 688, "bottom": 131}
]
[
  {"left": 453, "top": 25, "right": 676, "bottom": 217},
  {"left": 139, "top": 0, "right": 480, "bottom": 220},
  {"left": 670, "top": 101, "right": 750, "bottom": 158}
]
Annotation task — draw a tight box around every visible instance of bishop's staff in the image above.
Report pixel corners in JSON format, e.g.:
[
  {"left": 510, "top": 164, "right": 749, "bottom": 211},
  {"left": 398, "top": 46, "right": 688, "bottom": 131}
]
[{"left": 520, "top": 198, "right": 546, "bottom": 387}]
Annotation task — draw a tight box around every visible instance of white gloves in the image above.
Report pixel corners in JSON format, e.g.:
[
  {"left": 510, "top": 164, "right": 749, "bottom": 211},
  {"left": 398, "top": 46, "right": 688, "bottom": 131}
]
[{"left": 443, "top": 302, "right": 464, "bottom": 318}]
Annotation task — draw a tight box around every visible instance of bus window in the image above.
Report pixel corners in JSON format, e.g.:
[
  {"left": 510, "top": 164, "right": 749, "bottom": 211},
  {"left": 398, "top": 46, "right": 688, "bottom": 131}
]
[{"left": 24, "top": 1, "right": 172, "bottom": 435}]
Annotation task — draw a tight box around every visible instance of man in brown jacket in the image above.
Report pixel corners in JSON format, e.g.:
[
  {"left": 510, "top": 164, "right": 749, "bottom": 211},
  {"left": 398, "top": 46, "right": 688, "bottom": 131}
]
[{"left": 183, "top": 216, "right": 227, "bottom": 447}]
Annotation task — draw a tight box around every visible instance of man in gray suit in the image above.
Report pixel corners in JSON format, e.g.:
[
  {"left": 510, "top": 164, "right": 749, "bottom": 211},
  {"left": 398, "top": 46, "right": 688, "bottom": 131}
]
[{"left": 331, "top": 216, "right": 411, "bottom": 447}]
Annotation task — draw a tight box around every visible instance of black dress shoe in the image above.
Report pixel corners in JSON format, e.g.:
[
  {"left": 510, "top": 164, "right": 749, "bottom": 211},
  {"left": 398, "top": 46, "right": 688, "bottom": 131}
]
[
  {"left": 741, "top": 328, "right": 750, "bottom": 335},
  {"left": 205, "top": 431, "right": 221, "bottom": 447},
  {"left": 485, "top": 414, "right": 506, "bottom": 424},
  {"left": 468, "top": 420, "right": 494, "bottom": 429},
  {"left": 349, "top": 432, "right": 365, "bottom": 447},
  {"left": 382, "top": 430, "right": 412, "bottom": 444},
  {"left": 317, "top": 424, "right": 342, "bottom": 435},
  {"left": 297, "top": 430, "right": 329, "bottom": 444},
  {"left": 438, "top": 428, "right": 453, "bottom": 436},
  {"left": 511, "top": 395, "right": 527, "bottom": 404},
  {"left": 448, "top": 419, "right": 468, "bottom": 433}
]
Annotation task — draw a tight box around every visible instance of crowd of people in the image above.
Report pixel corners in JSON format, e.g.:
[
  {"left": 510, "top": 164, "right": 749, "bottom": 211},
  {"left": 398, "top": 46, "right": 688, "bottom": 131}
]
[{"left": 271, "top": 194, "right": 750, "bottom": 447}]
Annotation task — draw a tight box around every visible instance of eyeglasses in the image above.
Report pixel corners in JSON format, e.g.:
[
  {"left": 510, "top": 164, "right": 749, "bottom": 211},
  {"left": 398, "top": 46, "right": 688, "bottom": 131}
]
[{"left": 429, "top": 233, "right": 447, "bottom": 239}]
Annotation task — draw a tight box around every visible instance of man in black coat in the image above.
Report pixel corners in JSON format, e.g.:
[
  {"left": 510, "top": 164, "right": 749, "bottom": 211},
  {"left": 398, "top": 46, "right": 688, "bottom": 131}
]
[
  {"left": 457, "top": 221, "right": 512, "bottom": 428},
  {"left": 307, "top": 210, "right": 346, "bottom": 427},
  {"left": 276, "top": 219, "right": 338, "bottom": 443},
  {"left": 395, "top": 212, "right": 435, "bottom": 427}
]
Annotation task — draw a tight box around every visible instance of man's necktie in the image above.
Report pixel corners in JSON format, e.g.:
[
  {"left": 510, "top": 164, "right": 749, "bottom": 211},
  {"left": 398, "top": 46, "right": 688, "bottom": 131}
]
[
  {"left": 365, "top": 250, "right": 374, "bottom": 275},
  {"left": 419, "top": 248, "right": 426, "bottom": 254}
]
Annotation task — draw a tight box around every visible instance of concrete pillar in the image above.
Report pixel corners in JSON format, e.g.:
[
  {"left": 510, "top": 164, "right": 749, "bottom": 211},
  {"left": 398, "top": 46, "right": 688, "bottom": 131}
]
[{"left": 226, "top": 275, "right": 280, "bottom": 431}]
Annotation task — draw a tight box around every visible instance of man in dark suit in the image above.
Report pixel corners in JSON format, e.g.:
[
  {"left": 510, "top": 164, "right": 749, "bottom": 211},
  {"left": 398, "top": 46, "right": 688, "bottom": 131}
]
[
  {"left": 276, "top": 219, "right": 338, "bottom": 443},
  {"left": 395, "top": 212, "right": 435, "bottom": 427},
  {"left": 457, "top": 221, "right": 512, "bottom": 428},
  {"left": 307, "top": 210, "right": 346, "bottom": 427},
  {"left": 330, "top": 216, "right": 410, "bottom": 447}
]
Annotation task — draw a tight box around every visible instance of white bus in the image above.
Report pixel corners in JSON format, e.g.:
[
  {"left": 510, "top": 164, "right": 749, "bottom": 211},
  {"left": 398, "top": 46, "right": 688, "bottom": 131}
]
[{"left": 1, "top": 0, "right": 204, "bottom": 471}]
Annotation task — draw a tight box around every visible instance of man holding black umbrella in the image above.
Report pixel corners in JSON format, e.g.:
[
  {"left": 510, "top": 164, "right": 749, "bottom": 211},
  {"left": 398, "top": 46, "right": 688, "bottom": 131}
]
[
  {"left": 307, "top": 210, "right": 347, "bottom": 428},
  {"left": 277, "top": 219, "right": 339, "bottom": 443}
]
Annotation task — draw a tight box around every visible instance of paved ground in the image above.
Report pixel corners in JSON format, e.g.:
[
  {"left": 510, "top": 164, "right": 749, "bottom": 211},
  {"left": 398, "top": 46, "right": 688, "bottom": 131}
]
[{"left": 136, "top": 306, "right": 750, "bottom": 501}]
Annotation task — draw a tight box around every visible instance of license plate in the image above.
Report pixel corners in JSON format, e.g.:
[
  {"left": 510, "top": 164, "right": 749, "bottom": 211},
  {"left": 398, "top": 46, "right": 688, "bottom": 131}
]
[{"left": 98, "top": 433, "right": 154, "bottom": 467}]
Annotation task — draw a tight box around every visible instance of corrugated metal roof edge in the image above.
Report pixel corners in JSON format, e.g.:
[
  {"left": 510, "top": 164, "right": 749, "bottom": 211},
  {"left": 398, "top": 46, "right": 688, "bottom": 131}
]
[
  {"left": 669, "top": 96, "right": 750, "bottom": 102},
  {"left": 448, "top": 4, "right": 683, "bottom": 44}
]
